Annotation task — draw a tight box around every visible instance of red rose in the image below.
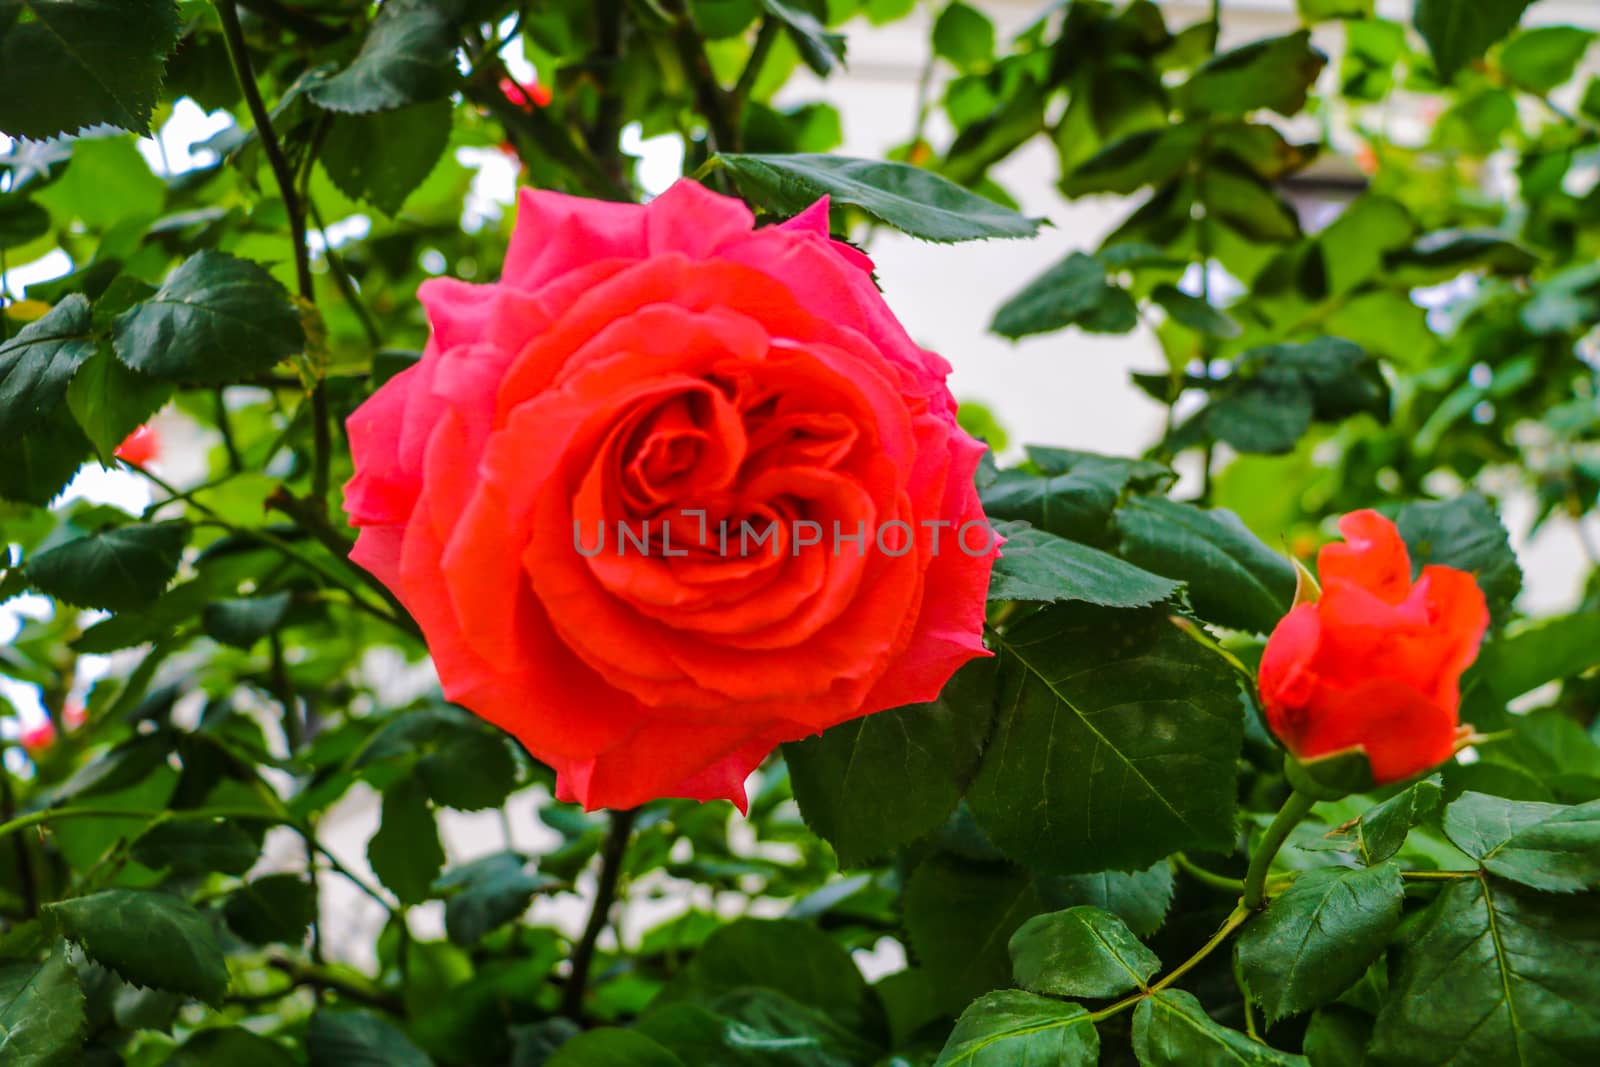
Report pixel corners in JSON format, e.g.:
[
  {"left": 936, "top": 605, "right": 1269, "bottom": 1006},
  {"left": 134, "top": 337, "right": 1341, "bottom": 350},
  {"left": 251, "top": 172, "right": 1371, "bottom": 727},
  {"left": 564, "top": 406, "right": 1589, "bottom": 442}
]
[
  {"left": 114, "top": 424, "right": 160, "bottom": 466},
  {"left": 343, "top": 181, "right": 994, "bottom": 810},
  {"left": 20, "top": 719, "right": 55, "bottom": 753},
  {"left": 499, "top": 76, "right": 552, "bottom": 111},
  {"left": 1258, "top": 510, "right": 1488, "bottom": 784}
]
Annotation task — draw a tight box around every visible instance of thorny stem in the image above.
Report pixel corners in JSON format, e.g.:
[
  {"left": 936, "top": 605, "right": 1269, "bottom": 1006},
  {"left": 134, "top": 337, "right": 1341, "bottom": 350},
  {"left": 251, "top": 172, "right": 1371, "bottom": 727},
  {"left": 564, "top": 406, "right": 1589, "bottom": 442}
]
[{"left": 561, "top": 808, "right": 639, "bottom": 1019}]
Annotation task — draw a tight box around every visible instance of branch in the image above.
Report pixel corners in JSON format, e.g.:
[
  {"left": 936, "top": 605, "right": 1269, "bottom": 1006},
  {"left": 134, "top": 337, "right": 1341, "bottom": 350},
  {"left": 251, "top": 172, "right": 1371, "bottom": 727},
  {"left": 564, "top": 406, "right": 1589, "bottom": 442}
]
[{"left": 561, "top": 808, "right": 638, "bottom": 1019}]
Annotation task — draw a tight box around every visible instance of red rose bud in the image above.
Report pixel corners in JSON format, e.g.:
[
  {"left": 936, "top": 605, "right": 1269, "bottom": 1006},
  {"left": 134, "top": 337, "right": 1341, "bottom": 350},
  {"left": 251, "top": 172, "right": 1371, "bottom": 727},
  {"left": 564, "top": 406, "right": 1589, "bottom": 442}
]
[
  {"left": 20, "top": 719, "right": 56, "bottom": 753},
  {"left": 114, "top": 424, "right": 160, "bottom": 466},
  {"left": 342, "top": 181, "right": 994, "bottom": 812},
  {"left": 499, "top": 76, "right": 552, "bottom": 111},
  {"left": 1258, "top": 510, "right": 1488, "bottom": 785}
]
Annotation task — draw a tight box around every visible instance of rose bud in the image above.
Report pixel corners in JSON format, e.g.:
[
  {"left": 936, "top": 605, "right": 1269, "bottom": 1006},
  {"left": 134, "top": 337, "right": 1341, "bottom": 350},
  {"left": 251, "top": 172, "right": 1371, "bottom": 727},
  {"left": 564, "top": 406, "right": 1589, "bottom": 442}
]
[
  {"left": 343, "top": 181, "right": 996, "bottom": 811},
  {"left": 499, "top": 76, "right": 552, "bottom": 111},
  {"left": 1258, "top": 509, "right": 1489, "bottom": 786},
  {"left": 20, "top": 719, "right": 56, "bottom": 753},
  {"left": 114, "top": 424, "right": 160, "bottom": 466}
]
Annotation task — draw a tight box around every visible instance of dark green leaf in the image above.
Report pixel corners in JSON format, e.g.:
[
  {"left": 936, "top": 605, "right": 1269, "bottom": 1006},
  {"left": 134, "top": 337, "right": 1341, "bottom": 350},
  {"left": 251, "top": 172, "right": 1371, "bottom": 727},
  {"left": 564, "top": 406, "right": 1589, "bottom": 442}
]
[
  {"left": 0, "top": 394, "right": 93, "bottom": 504},
  {"left": 0, "top": 294, "right": 95, "bottom": 435},
  {"left": 25, "top": 521, "right": 187, "bottom": 613},
  {"left": 131, "top": 819, "right": 261, "bottom": 877},
  {"left": 1415, "top": 0, "right": 1534, "bottom": 81},
  {"left": 1395, "top": 493, "right": 1521, "bottom": 626},
  {"left": 1296, "top": 0, "right": 1373, "bottom": 19},
  {"left": 1114, "top": 497, "right": 1295, "bottom": 634},
  {"left": 1152, "top": 285, "right": 1240, "bottom": 337},
  {"left": 982, "top": 454, "right": 1154, "bottom": 546},
  {"left": 112, "top": 251, "right": 306, "bottom": 384},
  {"left": 1235, "top": 864, "right": 1404, "bottom": 1021},
  {"left": 669, "top": 919, "right": 868, "bottom": 1026},
  {"left": 759, "top": 0, "right": 845, "bottom": 76},
  {"left": 1037, "top": 861, "right": 1176, "bottom": 938},
  {"left": 434, "top": 852, "right": 554, "bottom": 946},
  {"left": 970, "top": 603, "right": 1242, "bottom": 874},
  {"left": 418, "top": 731, "right": 518, "bottom": 811},
  {"left": 368, "top": 778, "right": 445, "bottom": 907},
  {"left": 1445, "top": 791, "right": 1600, "bottom": 892},
  {"left": 716, "top": 153, "right": 1042, "bottom": 242},
  {"left": 1499, "top": 26, "right": 1595, "bottom": 93},
  {"left": 904, "top": 854, "right": 1040, "bottom": 1011},
  {"left": 1010, "top": 906, "right": 1161, "bottom": 999},
  {"left": 308, "top": 1010, "right": 433, "bottom": 1067},
  {"left": 321, "top": 99, "right": 452, "bottom": 216},
  {"left": 1372, "top": 877, "right": 1600, "bottom": 1065},
  {"left": 165, "top": 1028, "right": 301, "bottom": 1067},
  {"left": 223, "top": 875, "right": 317, "bottom": 947},
  {"left": 0, "top": 0, "right": 181, "bottom": 138},
  {"left": 1133, "top": 990, "right": 1309, "bottom": 1065},
  {"left": 63, "top": 344, "right": 171, "bottom": 462},
  {"left": 308, "top": 0, "right": 458, "bottom": 113},
  {"left": 0, "top": 194, "right": 49, "bottom": 251},
  {"left": 1386, "top": 230, "right": 1539, "bottom": 285},
  {"left": 784, "top": 659, "right": 994, "bottom": 866},
  {"left": 992, "top": 252, "right": 1138, "bottom": 338},
  {"left": 988, "top": 521, "right": 1183, "bottom": 608},
  {"left": 1179, "top": 32, "right": 1326, "bottom": 117},
  {"left": 1477, "top": 612, "right": 1600, "bottom": 702},
  {"left": 934, "top": 991, "right": 1099, "bottom": 1067},
  {"left": 0, "top": 944, "right": 85, "bottom": 1067},
  {"left": 45, "top": 890, "right": 229, "bottom": 1006},
  {"left": 1063, "top": 127, "right": 1202, "bottom": 197},
  {"left": 203, "top": 592, "right": 293, "bottom": 650},
  {"left": 545, "top": 1029, "right": 683, "bottom": 1067},
  {"left": 1354, "top": 777, "right": 1444, "bottom": 865}
]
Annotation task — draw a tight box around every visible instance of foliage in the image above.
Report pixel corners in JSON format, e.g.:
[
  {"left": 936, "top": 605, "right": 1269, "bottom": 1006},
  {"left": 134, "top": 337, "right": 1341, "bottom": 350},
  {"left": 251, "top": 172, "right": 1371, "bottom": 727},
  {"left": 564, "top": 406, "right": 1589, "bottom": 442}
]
[{"left": 1, "top": 0, "right": 1598, "bottom": 1065}]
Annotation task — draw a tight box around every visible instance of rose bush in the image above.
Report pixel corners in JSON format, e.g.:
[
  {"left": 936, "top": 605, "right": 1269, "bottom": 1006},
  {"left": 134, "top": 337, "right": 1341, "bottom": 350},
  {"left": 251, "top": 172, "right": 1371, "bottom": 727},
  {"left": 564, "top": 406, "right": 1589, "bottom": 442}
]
[
  {"left": 1259, "top": 510, "right": 1489, "bottom": 784},
  {"left": 343, "top": 181, "right": 994, "bottom": 810}
]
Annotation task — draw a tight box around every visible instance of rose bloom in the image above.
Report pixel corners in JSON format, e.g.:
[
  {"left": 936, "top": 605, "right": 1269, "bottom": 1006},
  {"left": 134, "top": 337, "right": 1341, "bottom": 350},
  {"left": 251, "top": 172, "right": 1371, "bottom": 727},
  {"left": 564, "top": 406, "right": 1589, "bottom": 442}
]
[
  {"left": 114, "top": 424, "right": 160, "bottom": 466},
  {"left": 1258, "top": 510, "right": 1488, "bottom": 784},
  {"left": 343, "top": 181, "right": 995, "bottom": 810}
]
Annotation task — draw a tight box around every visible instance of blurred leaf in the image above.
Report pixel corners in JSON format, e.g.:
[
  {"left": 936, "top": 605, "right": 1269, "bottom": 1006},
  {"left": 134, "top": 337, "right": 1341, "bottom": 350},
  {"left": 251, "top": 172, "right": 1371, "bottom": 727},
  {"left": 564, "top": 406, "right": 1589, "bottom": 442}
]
[
  {"left": 933, "top": 2, "right": 994, "bottom": 74},
  {"left": 165, "top": 1028, "right": 300, "bottom": 1067},
  {"left": 322, "top": 100, "right": 452, "bottom": 217},
  {"left": 759, "top": 0, "right": 845, "bottom": 76},
  {"left": 112, "top": 251, "right": 306, "bottom": 384},
  {"left": 1499, "top": 26, "right": 1595, "bottom": 93},
  {"left": 131, "top": 819, "right": 261, "bottom": 877},
  {"left": 435, "top": 853, "right": 554, "bottom": 946},
  {"left": 969, "top": 603, "right": 1242, "bottom": 874},
  {"left": 1415, "top": 0, "right": 1534, "bottom": 81},
  {"left": 308, "top": 0, "right": 458, "bottom": 113},
  {"left": 1395, "top": 493, "right": 1522, "bottom": 626},
  {"left": 933, "top": 991, "right": 1099, "bottom": 1066},
  {"left": 418, "top": 731, "right": 518, "bottom": 811},
  {"left": 666, "top": 919, "right": 868, "bottom": 1028},
  {"left": 202, "top": 592, "right": 294, "bottom": 650},
  {"left": 223, "top": 875, "right": 317, "bottom": 947},
  {"left": 1297, "top": 0, "right": 1373, "bottom": 19},
  {"left": 1010, "top": 906, "right": 1160, "bottom": 999},
  {"left": 1235, "top": 863, "right": 1404, "bottom": 1021},
  {"left": 716, "top": 153, "right": 1043, "bottom": 241},
  {"left": 63, "top": 345, "right": 171, "bottom": 462},
  {"left": 1179, "top": 32, "right": 1326, "bottom": 116},
  {"left": 1152, "top": 284, "right": 1239, "bottom": 337},
  {"left": 784, "top": 658, "right": 994, "bottom": 866},
  {"left": 45, "top": 890, "right": 229, "bottom": 1006},
  {"left": 992, "top": 252, "right": 1139, "bottom": 338},
  {"left": 308, "top": 1010, "right": 433, "bottom": 1067},
  {"left": 25, "top": 521, "right": 187, "bottom": 613},
  {"left": 0, "top": 193, "right": 49, "bottom": 252},
  {"left": 1478, "top": 612, "right": 1600, "bottom": 702},
  {"left": 0, "top": 0, "right": 181, "bottom": 138},
  {"left": 369, "top": 778, "right": 445, "bottom": 907},
  {"left": 545, "top": 1029, "right": 683, "bottom": 1067},
  {"left": 1114, "top": 497, "right": 1295, "bottom": 634}
]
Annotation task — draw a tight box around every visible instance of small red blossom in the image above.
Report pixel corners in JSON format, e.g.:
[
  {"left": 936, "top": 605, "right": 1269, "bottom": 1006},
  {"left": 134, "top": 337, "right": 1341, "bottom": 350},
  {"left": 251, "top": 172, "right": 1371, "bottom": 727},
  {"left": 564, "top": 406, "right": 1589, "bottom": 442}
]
[
  {"left": 115, "top": 425, "right": 161, "bottom": 466},
  {"left": 499, "top": 77, "right": 552, "bottom": 111},
  {"left": 1258, "top": 510, "right": 1488, "bottom": 785}
]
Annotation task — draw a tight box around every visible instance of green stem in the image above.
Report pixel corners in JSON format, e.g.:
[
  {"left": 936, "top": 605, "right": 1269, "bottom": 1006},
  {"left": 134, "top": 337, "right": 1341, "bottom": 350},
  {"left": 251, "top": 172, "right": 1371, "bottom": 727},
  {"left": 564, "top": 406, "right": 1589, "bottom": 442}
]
[
  {"left": 0, "top": 805, "right": 290, "bottom": 844},
  {"left": 1173, "top": 852, "right": 1245, "bottom": 894},
  {"left": 561, "top": 808, "right": 638, "bottom": 1020},
  {"left": 732, "top": 17, "right": 779, "bottom": 107},
  {"left": 1090, "top": 903, "right": 1249, "bottom": 1021},
  {"left": 1243, "top": 791, "right": 1316, "bottom": 909}
]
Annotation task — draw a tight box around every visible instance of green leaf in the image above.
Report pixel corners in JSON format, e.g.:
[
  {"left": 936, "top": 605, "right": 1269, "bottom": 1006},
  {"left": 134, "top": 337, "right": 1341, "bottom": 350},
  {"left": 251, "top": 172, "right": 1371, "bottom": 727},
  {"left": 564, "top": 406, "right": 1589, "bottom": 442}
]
[
  {"left": 308, "top": 1010, "right": 433, "bottom": 1067},
  {"left": 934, "top": 991, "right": 1099, "bottom": 1067},
  {"left": 1302, "top": 1006, "right": 1373, "bottom": 1067},
  {"left": 0, "top": 193, "right": 49, "bottom": 252},
  {"left": 1395, "top": 493, "right": 1521, "bottom": 626},
  {"left": 1296, "top": 0, "right": 1373, "bottom": 20},
  {"left": 1445, "top": 791, "right": 1600, "bottom": 892},
  {"left": 434, "top": 852, "right": 554, "bottom": 946},
  {"left": 1010, "top": 906, "right": 1161, "bottom": 999},
  {"left": 63, "top": 345, "right": 171, "bottom": 463},
  {"left": 1114, "top": 497, "right": 1295, "bottom": 634},
  {"left": 1477, "top": 612, "right": 1600, "bottom": 703},
  {"left": 24, "top": 521, "right": 187, "bottom": 613},
  {"left": 715, "top": 153, "right": 1042, "bottom": 242},
  {"left": 783, "top": 658, "right": 994, "bottom": 866},
  {"left": 1415, "top": 0, "right": 1534, "bottom": 81},
  {"left": 202, "top": 592, "right": 293, "bottom": 651},
  {"left": 1372, "top": 877, "right": 1600, "bottom": 1065},
  {"left": 988, "top": 521, "right": 1183, "bottom": 608},
  {"left": 669, "top": 919, "right": 868, "bottom": 1026},
  {"left": 545, "top": 1029, "right": 684, "bottom": 1067},
  {"left": 418, "top": 731, "right": 518, "bottom": 811},
  {"left": 0, "top": 294, "right": 96, "bottom": 436},
  {"left": 321, "top": 99, "right": 452, "bottom": 216},
  {"left": 223, "top": 875, "right": 317, "bottom": 947},
  {"left": 0, "top": 945, "right": 85, "bottom": 1067},
  {"left": 1499, "top": 26, "right": 1595, "bottom": 93},
  {"left": 45, "top": 890, "right": 229, "bottom": 1006},
  {"left": 1037, "top": 861, "right": 1176, "bottom": 939},
  {"left": 904, "top": 854, "right": 1040, "bottom": 1011},
  {"left": 1152, "top": 284, "right": 1240, "bottom": 338},
  {"left": 112, "top": 251, "right": 306, "bottom": 385},
  {"left": 1133, "top": 990, "right": 1309, "bottom": 1065},
  {"left": 1354, "top": 777, "right": 1444, "bottom": 865},
  {"left": 131, "top": 818, "right": 261, "bottom": 877},
  {"left": 992, "top": 252, "right": 1139, "bottom": 338},
  {"left": 759, "top": 0, "right": 845, "bottom": 76},
  {"left": 165, "top": 1028, "right": 300, "bottom": 1067},
  {"left": 308, "top": 0, "right": 458, "bottom": 113},
  {"left": 637, "top": 989, "right": 881, "bottom": 1067},
  {"left": 0, "top": 0, "right": 181, "bottom": 138},
  {"left": 969, "top": 603, "right": 1242, "bottom": 874},
  {"left": 1064, "top": 127, "right": 1203, "bottom": 197},
  {"left": 981, "top": 457, "right": 1156, "bottom": 546},
  {"left": 369, "top": 778, "right": 445, "bottom": 907},
  {"left": 1235, "top": 864, "right": 1404, "bottom": 1022},
  {"left": 932, "top": 2, "right": 994, "bottom": 74},
  {"left": 1179, "top": 32, "right": 1327, "bottom": 117},
  {"left": 1387, "top": 230, "right": 1539, "bottom": 285},
  {"left": 1187, "top": 338, "right": 1385, "bottom": 456}
]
